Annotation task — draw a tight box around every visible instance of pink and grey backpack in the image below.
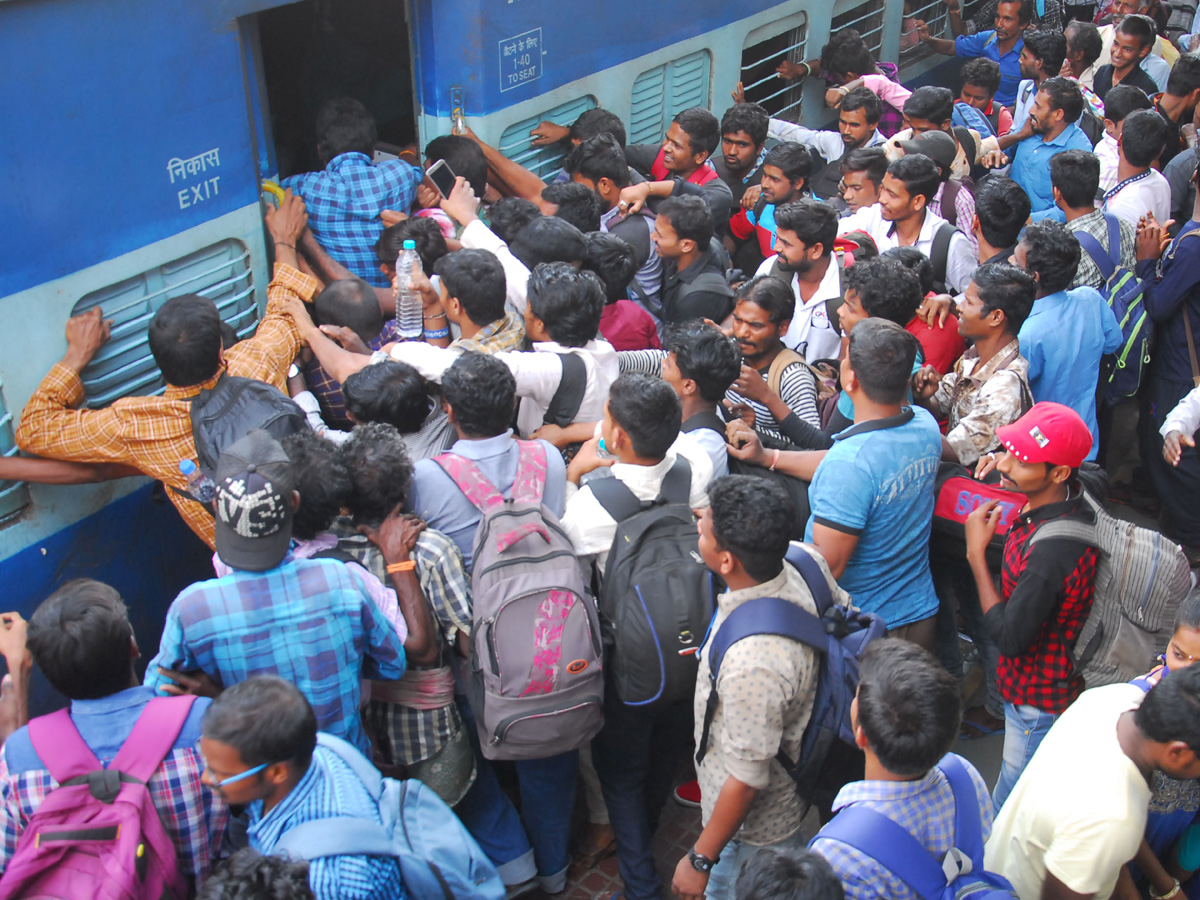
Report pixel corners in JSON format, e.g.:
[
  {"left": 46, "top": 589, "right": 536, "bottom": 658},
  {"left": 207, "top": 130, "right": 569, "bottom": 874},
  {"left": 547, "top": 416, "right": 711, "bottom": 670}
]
[
  {"left": 0, "top": 696, "right": 195, "bottom": 900},
  {"left": 435, "top": 440, "right": 604, "bottom": 761}
]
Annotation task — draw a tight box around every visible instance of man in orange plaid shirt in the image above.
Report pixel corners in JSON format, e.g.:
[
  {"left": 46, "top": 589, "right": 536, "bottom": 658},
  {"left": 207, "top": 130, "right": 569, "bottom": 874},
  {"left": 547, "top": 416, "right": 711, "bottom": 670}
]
[{"left": 15, "top": 192, "right": 319, "bottom": 549}]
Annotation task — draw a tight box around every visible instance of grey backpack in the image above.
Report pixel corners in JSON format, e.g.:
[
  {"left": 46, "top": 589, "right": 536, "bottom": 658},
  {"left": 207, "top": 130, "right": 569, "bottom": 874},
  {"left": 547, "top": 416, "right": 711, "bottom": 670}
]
[
  {"left": 434, "top": 440, "right": 604, "bottom": 760},
  {"left": 1030, "top": 489, "right": 1193, "bottom": 687}
]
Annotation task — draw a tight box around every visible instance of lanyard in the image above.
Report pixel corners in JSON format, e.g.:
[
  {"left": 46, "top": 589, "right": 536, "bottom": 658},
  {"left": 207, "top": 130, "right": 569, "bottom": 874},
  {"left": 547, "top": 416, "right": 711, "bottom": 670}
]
[{"left": 1103, "top": 169, "right": 1152, "bottom": 204}]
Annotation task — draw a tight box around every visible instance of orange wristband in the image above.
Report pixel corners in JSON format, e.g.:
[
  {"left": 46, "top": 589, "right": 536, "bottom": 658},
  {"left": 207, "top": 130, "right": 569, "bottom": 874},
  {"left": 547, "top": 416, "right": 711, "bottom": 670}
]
[
  {"left": 386, "top": 560, "right": 416, "bottom": 574},
  {"left": 770, "top": 448, "right": 780, "bottom": 472}
]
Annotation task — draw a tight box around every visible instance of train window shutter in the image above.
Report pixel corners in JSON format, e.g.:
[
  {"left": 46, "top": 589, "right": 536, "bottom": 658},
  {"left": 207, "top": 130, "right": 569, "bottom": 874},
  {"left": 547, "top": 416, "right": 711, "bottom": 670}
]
[
  {"left": 629, "top": 50, "right": 712, "bottom": 146},
  {"left": 497, "top": 96, "right": 598, "bottom": 179},
  {"left": 71, "top": 239, "right": 256, "bottom": 407},
  {"left": 831, "top": 0, "right": 886, "bottom": 57}
]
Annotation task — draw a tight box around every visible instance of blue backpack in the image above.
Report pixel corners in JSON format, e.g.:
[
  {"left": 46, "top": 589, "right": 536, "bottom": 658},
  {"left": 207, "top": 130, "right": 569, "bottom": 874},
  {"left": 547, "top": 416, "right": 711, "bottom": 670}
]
[
  {"left": 952, "top": 101, "right": 995, "bottom": 138},
  {"left": 814, "top": 753, "right": 1017, "bottom": 900},
  {"left": 274, "top": 734, "right": 504, "bottom": 900},
  {"left": 694, "top": 543, "right": 887, "bottom": 802},
  {"left": 1075, "top": 215, "right": 1153, "bottom": 405}
]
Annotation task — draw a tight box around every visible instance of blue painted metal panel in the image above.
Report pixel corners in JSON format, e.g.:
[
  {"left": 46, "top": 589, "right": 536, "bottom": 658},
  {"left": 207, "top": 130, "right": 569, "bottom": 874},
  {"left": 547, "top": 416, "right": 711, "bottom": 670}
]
[
  {"left": 0, "top": 482, "right": 214, "bottom": 716},
  {"left": 411, "top": 0, "right": 785, "bottom": 119},
  {"left": 0, "top": 0, "right": 259, "bottom": 299}
]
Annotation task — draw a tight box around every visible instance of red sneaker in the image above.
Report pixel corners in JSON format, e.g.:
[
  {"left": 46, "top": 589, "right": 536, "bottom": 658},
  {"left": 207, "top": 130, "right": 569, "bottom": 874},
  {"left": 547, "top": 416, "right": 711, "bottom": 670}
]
[{"left": 672, "top": 779, "right": 702, "bottom": 808}]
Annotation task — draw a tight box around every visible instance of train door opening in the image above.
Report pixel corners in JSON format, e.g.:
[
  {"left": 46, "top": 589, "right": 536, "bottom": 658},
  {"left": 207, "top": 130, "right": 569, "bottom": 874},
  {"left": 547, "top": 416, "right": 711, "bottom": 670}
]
[{"left": 251, "top": 0, "right": 418, "bottom": 181}]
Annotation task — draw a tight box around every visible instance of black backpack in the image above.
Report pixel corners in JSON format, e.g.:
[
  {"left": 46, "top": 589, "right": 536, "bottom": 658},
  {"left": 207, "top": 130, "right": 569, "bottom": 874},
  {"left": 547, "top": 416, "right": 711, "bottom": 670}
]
[
  {"left": 189, "top": 374, "right": 307, "bottom": 489},
  {"left": 929, "top": 221, "right": 961, "bottom": 296},
  {"left": 591, "top": 458, "right": 717, "bottom": 706}
]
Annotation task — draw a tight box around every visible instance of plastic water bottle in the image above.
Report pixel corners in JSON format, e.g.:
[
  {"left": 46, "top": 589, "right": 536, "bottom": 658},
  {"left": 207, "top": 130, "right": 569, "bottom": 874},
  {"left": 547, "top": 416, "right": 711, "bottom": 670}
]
[
  {"left": 395, "top": 240, "right": 424, "bottom": 340},
  {"left": 179, "top": 459, "right": 216, "bottom": 504}
]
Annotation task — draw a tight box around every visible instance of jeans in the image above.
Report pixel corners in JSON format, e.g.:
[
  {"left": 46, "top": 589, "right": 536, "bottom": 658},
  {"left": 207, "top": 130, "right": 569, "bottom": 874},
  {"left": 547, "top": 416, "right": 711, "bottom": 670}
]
[
  {"left": 933, "top": 554, "right": 1003, "bottom": 718},
  {"left": 705, "top": 828, "right": 809, "bottom": 900},
  {"left": 453, "top": 696, "right": 579, "bottom": 891},
  {"left": 992, "top": 702, "right": 1057, "bottom": 810},
  {"left": 592, "top": 694, "right": 693, "bottom": 900}
]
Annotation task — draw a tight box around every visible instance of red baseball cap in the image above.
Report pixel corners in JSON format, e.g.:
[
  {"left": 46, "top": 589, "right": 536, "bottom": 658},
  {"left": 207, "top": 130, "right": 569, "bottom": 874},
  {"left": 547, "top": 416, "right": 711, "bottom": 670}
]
[{"left": 995, "top": 402, "right": 1092, "bottom": 468}]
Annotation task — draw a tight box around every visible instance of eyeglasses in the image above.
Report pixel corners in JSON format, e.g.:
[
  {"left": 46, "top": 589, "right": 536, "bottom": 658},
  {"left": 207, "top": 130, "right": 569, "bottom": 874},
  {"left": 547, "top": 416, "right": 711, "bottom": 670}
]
[{"left": 195, "top": 740, "right": 271, "bottom": 788}]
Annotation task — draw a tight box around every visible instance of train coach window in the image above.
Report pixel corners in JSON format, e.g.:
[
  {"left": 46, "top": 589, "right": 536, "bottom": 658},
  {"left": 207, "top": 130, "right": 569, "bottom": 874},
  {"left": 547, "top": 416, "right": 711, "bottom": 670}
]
[
  {"left": 629, "top": 50, "right": 713, "bottom": 146},
  {"left": 741, "top": 14, "right": 809, "bottom": 122},
  {"left": 900, "top": 0, "right": 950, "bottom": 67},
  {"left": 0, "top": 383, "right": 30, "bottom": 522},
  {"left": 71, "top": 239, "right": 257, "bottom": 408},
  {"left": 830, "top": 0, "right": 887, "bottom": 57},
  {"left": 498, "top": 96, "right": 598, "bottom": 179}
]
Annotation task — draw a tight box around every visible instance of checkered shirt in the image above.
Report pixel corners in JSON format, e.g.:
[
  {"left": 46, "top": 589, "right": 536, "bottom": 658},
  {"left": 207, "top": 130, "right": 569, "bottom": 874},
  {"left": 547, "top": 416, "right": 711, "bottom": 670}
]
[
  {"left": 454, "top": 311, "right": 527, "bottom": 354},
  {"left": 303, "top": 320, "right": 404, "bottom": 430},
  {"left": 144, "top": 554, "right": 407, "bottom": 755},
  {"left": 284, "top": 152, "right": 421, "bottom": 288},
  {"left": 15, "top": 264, "right": 320, "bottom": 549},
  {"left": 997, "top": 505, "right": 1098, "bottom": 713},
  {"left": 333, "top": 523, "right": 473, "bottom": 766},
  {"left": 0, "top": 731, "right": 227, "bottom": 882},
  {"left": 248, "top": 743, "right": 406, "bottom": 900},
  {"left": 810, "top": 759, "right": 994, "bottom": 900},
  {"left": 1065, "top": 208, "right": 1137, "bottom": 291}
]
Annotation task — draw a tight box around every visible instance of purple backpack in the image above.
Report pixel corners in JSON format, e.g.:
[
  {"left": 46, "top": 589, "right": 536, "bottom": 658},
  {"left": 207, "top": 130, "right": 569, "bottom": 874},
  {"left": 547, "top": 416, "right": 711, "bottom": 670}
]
[
  {"left": 435, "top": 440, "right": 604, "bottom": 761},
  {"left": 0, "top": 696, "right": 195, "bottom": 900}
]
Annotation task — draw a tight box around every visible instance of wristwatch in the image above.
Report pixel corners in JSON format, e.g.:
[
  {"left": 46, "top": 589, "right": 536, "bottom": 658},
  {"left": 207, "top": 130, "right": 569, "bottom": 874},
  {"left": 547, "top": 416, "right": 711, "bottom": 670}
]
[{"left": 688, "top": 847, "right": 719, "bottom": 873}]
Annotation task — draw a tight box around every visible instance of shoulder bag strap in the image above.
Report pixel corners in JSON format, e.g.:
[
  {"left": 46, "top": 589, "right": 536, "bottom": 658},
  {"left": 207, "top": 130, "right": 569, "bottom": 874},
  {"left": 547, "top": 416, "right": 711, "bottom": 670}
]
[
  {"left": 588, "top": 476, "right": 645, "bottom": 523},
  {"left": 109, "top": 695, "right": 197, "bottom": 784},
  {"left": 681, "top": 411, "right": 728, "bottom": 437},
  {"left": 511, "top": 440, "right": 549, "bottom": 506},
  {"left": 1184, "top": 312, "right": 1200, "bottom": 389},
  {"left": 938, "top": 753, "right": 986, "bottom": 865},
  {"left": 1075, "top": 230, "right": 1117, "bottom": 282},
  {"left": 657, "top": 456, "right": 692, "bottom": 505},
  {"left": 543, "top": 352, "right": 588, "bottom": 427},
  {"left": 930, "top": 222, "right": 957, "bottom": 293},
  {"left": 815, "top": 806, "right": 947, "bottom": 900},
  {"left": 784, "top": 543, "right": 835, "bottom": 614},
  {"left": 26, "top": 709, "right": 104, "bottom": 784},
  {"left": 767, "top": 348, "right": 805, "bottom": 397},
  {"left": 434, "top": 453, "right": 506, "bottom": 514},
  {"left": 275, "top": 816, "right": 397, "bottom": 860}
]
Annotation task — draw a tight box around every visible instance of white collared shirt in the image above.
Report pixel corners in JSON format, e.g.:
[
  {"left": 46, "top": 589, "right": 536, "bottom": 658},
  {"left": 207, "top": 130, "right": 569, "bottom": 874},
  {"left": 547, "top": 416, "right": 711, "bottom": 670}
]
[
  {"left": 754, "top": 255, "right": 844, "bottom": 362},
  {"left": 838, "top": 203, "right": 978, "bottom": 295}
]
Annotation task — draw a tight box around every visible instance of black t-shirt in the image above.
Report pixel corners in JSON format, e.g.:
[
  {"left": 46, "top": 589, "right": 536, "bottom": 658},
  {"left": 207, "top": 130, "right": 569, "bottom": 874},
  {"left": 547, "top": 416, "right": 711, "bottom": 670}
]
[{"left": 1093, "top": 63, "right": 1158, "bottom": 102}]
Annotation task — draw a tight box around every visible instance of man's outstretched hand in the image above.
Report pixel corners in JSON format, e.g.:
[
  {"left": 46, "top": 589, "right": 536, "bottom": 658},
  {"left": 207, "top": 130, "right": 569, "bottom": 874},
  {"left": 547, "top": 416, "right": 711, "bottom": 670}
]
[{"left": 62, "top": 307, "right": 112, "bottom": 372}]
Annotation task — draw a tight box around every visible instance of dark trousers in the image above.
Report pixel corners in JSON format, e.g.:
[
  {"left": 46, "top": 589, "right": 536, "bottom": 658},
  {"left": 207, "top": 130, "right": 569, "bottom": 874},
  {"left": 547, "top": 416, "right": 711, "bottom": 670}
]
[
  {"left": 591, "top": 693, "right": 694, "bottom": 900},
  {"left": 1144, "top": 374, "right": 1200, "bottom": 547}
]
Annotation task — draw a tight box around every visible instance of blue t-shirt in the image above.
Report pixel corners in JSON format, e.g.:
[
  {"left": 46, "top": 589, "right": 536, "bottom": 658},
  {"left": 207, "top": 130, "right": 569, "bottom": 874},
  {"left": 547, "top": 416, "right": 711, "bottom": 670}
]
[
  {"left": 805, "top": 407, "right": 942, "bottom": 628},
  {"left": 1010, "top": 121, "right": 1092, "bottom": 217},
  {"left": 955, "top": 31, "right": 1024, "bottom": 107}
]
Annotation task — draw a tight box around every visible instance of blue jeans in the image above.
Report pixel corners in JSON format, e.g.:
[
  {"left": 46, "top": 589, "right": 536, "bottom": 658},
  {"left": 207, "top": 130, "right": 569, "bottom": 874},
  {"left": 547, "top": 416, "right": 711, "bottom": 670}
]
[
  {"left": 705, "top": 829, "right": 809, "bottom": 900},
  {"left": 453, "top": 696, "right": 579, "bottom": 891},
  {"left": 992, "top": 702, "right": 1057, "bottom": 810},
  {"left": 592, "top": 694, "right": 693, "bottom": 900}
]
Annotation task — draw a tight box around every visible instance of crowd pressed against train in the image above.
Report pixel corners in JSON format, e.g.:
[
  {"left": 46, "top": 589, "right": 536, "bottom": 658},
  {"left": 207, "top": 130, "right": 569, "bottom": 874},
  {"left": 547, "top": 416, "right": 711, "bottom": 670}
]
[{"left": 7, "top": 0, "right": 1200, "bottom": 897}]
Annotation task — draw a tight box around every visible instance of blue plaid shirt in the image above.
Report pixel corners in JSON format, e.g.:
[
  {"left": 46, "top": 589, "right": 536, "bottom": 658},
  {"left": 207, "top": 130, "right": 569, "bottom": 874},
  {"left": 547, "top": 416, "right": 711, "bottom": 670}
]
[
  {"left": 248, "top": 743, "right": 406, "bottom": 900},
  {"left": 145, "top": 554, "right": 407, "bottom": 755},
  {"left": 283, "top": 153, "right": 421, "bottom": 287},
  {"left": 810, "top": 758, "right": 994, "bottom": 900}
]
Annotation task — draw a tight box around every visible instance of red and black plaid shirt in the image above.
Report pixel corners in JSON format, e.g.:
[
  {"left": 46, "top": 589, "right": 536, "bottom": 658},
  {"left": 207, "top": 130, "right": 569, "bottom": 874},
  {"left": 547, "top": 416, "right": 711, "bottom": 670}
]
[{"left": 988, "top": 492, "right": 1099, "bottom": 714}]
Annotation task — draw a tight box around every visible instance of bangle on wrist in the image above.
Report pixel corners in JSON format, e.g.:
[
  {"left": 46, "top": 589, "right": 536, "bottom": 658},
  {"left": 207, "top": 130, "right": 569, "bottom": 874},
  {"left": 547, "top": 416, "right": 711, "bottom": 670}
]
[
  {"left": 769, "top": 448, "right": 780, "bottom": 471},
  {"left": 423, "top": 312, "right": 448, "bottom": 320},
  {"left": 799, "top": 62, "right": 811, "bottom": 78},
  {"left": 386, "top": 560, "right": 416, "bottom": 574},
  {"left": 274, "top": 240, "right": 295, "bottom": 250},
  {"left": 1152, "top": 879, "right": 1181, "bottom": 900}
]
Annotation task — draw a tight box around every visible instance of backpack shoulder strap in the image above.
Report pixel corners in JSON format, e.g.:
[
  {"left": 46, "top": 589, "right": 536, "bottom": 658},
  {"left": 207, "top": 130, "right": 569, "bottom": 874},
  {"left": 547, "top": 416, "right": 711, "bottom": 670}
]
[
  {"left": 26, "top": 709, "right": 103, "bottom": 784},
  {"left": 657, "top": 456, "right": 692, "bottom": 505},
  {"left": 313, "top": 732, "right": 384, "bottom": 800},
  {"left": 930, "top": 222, "right": 958, "bottom": 293},
  {"left": 1104, "top": 214, "right": 1123, "bottom": 268},
  {"left": 108, "top": 695, "right": 198, "bottom": 783},
  {"left": 767, "top": 348, "right": 805, "bottom": 397},
  {"left": 815, "top": 806, "right": 948, "bottom": 900},
  {"left": 1075, "top": 230, "right": 1117, "bottom": 282},
  {"left": 784, "top": 544, "right": 835, "bottom": 615},
  {"left": 1028, "top": 517, "right": 1099, "bottom": 548},
  {"left": 543, "top": 352, "right": 588, "bottom": 427},
  {"left": 942, "top": 180, "right": 962, "bottom": 227},
  {"left": 938, "top": 753, "right": 986, "bottom": 866},
  {"left": 511, "top": 439, "right": 549, "bottom": 506},
  {"left": 681, "top": 411, "right": 727, "bottom": 437},
  {"left": 275, "top": 817, "right": 397, "bottom": 860},
  {"left": 434, "top": 452, "right": 506, "bottom": 515},
  {"left": 696, "top": 595, "right": 828, "bottom": 766},
  {"left": 589, "top": 476, "right": 645, "bottom": 524}
]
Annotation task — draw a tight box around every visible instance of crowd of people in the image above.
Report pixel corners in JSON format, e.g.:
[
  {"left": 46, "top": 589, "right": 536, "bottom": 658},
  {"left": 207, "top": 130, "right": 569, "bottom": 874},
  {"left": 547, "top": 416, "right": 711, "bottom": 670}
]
[{"left": 5, "top": 0, "right": 1200, "bottom": 896}]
